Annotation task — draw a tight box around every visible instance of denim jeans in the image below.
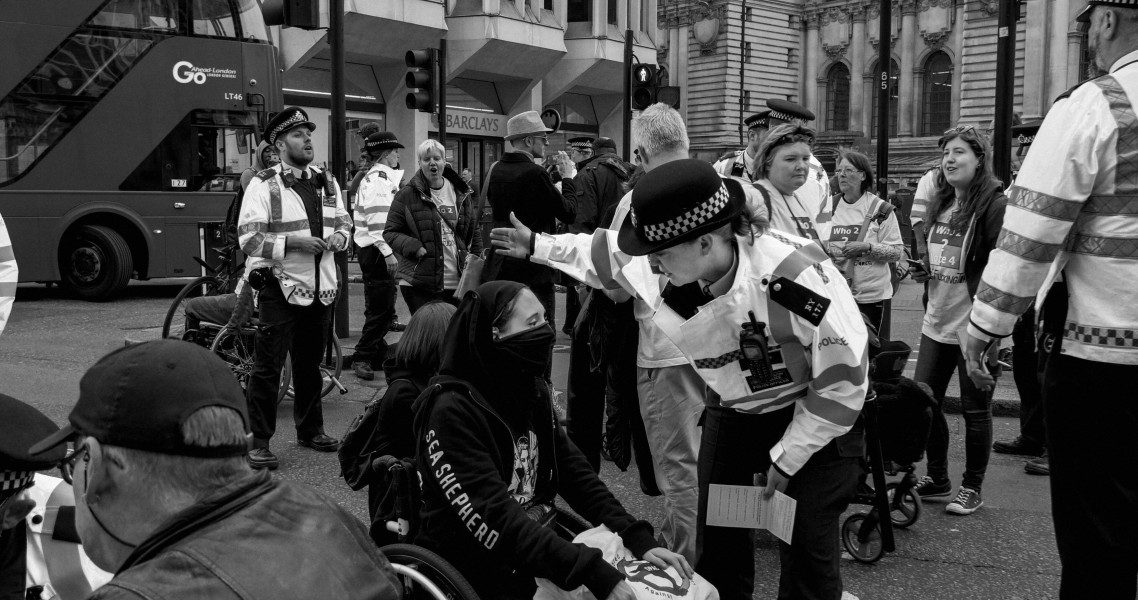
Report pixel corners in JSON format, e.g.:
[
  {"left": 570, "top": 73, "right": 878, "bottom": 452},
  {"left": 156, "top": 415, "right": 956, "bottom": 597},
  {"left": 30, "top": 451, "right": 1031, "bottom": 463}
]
[
  {"left": 914, "top": 334, "right": 993, "bottom": 491},
  {"left": 636, "top": 363, "right": 706, "bottom": 563}
]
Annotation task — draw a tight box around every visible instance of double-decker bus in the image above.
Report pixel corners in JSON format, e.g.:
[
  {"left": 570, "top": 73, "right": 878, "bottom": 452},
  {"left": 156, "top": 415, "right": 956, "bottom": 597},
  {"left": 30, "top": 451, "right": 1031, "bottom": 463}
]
[{"left": 0, "top": 0, "right": 282, "bottom": 300}]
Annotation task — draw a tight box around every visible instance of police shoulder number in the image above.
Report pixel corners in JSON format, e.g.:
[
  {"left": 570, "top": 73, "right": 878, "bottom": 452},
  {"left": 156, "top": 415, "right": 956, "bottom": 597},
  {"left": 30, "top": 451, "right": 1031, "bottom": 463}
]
[{"left": 768, "top": 276, "right": 830, "bottom": 327}]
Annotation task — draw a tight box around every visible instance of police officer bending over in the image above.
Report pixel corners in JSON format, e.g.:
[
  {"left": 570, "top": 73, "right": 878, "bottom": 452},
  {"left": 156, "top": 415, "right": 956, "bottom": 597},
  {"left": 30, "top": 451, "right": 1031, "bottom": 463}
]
[
  {"left": 238, "top": 107, "right": 352, "bottom": 470},
  {"left": 492, "top": 159, "right": 868, "bottom": 600}
]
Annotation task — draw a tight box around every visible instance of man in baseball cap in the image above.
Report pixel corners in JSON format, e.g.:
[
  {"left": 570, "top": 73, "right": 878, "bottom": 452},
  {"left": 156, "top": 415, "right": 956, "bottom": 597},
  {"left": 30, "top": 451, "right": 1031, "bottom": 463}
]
[{"left": 28, "top": 340, "right": 399, "bottom": 600}]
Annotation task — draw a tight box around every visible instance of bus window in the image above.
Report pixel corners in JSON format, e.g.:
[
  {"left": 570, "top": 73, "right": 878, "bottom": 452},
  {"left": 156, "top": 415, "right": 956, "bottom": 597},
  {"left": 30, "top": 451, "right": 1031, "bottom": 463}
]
[
  {"left": 193, "top": 0, "right": 239, "bottom": 39},
  {"left": 236, "top": 0, "right": 271, "bottom": 42},
  {"left": 196, "top": 127, "right": 254, "bottom": 191},
  {"left": 91, "top": 0, "right": 180, "bottom": 32}
]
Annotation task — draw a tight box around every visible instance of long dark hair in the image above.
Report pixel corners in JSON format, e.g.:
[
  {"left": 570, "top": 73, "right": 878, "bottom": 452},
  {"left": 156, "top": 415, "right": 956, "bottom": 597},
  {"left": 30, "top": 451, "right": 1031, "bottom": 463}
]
[{"left": 929, "top": 126, "right": 1002, "bottom": 230}]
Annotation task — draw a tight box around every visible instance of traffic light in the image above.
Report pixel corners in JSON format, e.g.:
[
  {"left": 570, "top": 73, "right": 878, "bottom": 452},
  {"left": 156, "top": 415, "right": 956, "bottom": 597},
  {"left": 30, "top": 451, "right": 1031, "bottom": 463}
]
[
  {"left": 656, "top": 86, "right": 681, "bottom": 110},
  {"left": 631, "top": 64, "right": 658, "bottom": 110},
  {"left": 261, "top": 0, "right": 320, "bottom": 29},
  {"left": 405, "top": 49, "right": 438, "bottom": 113}
]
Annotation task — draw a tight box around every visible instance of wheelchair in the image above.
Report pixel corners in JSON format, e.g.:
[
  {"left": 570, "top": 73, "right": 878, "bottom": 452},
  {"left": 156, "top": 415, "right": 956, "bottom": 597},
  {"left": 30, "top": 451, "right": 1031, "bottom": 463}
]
[
  {"left": 166, "top": 289, "right": 345, "bottom": 403},
  {"left": 365, "top": 455, "right": 591, "bottom": 600}
]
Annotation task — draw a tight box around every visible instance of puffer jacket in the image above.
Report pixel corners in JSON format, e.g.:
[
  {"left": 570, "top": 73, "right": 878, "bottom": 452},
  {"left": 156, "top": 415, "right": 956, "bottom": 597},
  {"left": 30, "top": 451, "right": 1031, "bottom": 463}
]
[
  {"left": 384, "top": 165, "right": 482, "bottom": 292},
  {"left": 88, "top": 470, "right": 400, "bottom": 600}
]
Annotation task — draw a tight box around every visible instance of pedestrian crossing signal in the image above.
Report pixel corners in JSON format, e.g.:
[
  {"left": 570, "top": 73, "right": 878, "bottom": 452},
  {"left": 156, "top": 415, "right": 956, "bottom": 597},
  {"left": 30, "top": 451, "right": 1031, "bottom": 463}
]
[{"left": 631, "top": 64, "right": 658, "bottom": 110}]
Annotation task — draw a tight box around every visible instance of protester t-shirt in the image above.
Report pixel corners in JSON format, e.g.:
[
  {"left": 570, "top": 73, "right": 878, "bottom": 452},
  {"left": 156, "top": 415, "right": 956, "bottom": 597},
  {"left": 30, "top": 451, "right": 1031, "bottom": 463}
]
[
  {"left": 755, "top": 179, "right": 824, "bottom": 243},
  {"left": 430, "top": 181, "right": 460, "bottom": 289},
  {"left": 508, "top": 430, "right": 539, "bottom": 505},
  {"left": 828, "top": 193, "right": 903, "bottom": 303},
  {"left": 911, "top": 170, "right": 938, "bottom": 227},
  {"left": 922, "top": 202, "right": 973, "bottom": 344}
]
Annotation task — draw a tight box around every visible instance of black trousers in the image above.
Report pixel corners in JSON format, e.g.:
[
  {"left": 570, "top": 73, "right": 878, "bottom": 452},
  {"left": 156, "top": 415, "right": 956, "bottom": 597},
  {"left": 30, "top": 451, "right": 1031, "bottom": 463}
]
[
  {"left": 246, "top": 282, "right": 332, "bottom": 446},
  {"left": 1011, "top": 307, "right": 1044, "bottom": 446},
  {"left": 856, "top": 301, "right": 885, "bottom": 333},
  {"left": 1043, "top": 346, "right": 1138, "bottom": 599},
  {"left": 696, "top": 406, "right": 861, "bottom": 600},
  {"left": 354, "top": 244, "right": 397, "bottom": 367}
]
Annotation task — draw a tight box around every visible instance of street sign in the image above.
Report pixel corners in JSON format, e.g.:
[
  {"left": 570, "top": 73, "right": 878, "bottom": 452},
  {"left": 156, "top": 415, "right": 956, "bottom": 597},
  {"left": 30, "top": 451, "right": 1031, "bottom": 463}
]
[{"left": 541, "top": 108, "right": 562, "bottom": 133}]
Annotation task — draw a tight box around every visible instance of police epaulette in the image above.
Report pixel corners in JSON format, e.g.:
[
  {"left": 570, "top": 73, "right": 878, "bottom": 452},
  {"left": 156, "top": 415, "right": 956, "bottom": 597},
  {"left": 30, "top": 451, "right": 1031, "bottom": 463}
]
[
  {"left": 254, "top": 168, "right": 277, "bottom": 181},
  {"left": 1055, "top": 76, "right": 1098, "bottom": 102},
  {"left": 768, "top": 276, "right": 830, "bottom": 327}
]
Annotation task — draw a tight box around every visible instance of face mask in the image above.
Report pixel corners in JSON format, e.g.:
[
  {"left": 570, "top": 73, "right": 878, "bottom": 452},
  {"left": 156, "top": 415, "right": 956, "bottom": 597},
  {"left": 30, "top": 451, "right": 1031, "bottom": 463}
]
[{"left": 495, "top": 323, "right": 556, "bottom": 373}]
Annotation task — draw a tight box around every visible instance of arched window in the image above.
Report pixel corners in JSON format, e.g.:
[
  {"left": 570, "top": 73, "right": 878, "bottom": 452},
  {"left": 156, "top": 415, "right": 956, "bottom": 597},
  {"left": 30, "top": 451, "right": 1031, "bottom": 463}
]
[
  {"left": 827, "top": 63, "right": 851, "bottom": 131},
  {"left": 871, "top": 59, "right": 899, "bottom": 138},
  {"left": 922, "top": 52, "right": 954, "bottom": 136}
]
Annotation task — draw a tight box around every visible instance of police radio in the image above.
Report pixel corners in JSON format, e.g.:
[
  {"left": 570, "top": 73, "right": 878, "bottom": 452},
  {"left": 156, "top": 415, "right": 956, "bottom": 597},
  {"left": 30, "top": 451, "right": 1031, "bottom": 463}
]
[{"left": 739, "top": 311, "right": 773, "bottom": 380}]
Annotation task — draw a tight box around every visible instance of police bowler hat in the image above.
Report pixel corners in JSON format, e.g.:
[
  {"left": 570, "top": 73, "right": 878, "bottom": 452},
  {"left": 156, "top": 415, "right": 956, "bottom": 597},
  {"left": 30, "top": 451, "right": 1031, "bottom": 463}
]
[{"left": 618, "top": 159, "right": 745, "bottom": 256}]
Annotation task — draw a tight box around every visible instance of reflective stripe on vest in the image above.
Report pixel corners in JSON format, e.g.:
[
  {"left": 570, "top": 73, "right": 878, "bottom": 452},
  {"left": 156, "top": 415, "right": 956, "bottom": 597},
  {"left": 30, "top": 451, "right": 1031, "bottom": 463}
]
[{"left": 41, "top": 483, "right": 91, "bottom": 600}]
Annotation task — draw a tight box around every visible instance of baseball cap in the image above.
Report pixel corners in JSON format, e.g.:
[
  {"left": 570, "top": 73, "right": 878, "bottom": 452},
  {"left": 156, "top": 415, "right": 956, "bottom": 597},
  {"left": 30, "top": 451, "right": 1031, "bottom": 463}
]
[{"left": 29, "top": 340, "right": 250, "bottom": 458}]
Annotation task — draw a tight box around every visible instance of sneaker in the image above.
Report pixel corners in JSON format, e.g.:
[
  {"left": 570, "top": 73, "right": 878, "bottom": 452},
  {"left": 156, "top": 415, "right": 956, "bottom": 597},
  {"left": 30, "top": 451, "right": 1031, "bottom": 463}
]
[
  {"left": 946, "top": 487, "right": 983, "bottom": 515},
  {"left": 1025, "top": 451, "right": 1050, "bottom": 476},
  {"left": 248, "top": 447, "right": 279, "bottom": 470},
  {"left": 914, "top": 475, "right": 952, "bottom": 498},
  {"left": 352, "top": 361, "right": 375, "bottom": 381},
  {"left": 993, "top": 435, "right": 1044, "bottom": 456}
]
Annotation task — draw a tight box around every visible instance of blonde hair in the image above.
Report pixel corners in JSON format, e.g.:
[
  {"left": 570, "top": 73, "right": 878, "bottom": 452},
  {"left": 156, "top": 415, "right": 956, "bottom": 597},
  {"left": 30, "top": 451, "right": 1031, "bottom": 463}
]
[{"left": 417, "top": 139, "right": 446, "bottom": 161}]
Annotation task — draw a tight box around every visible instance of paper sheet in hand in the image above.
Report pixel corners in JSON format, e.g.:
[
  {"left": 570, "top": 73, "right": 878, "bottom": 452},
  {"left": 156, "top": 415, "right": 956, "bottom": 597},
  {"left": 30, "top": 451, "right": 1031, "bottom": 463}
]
[{"left": 705, "top": 484, "right": 797, "bottom": 544}]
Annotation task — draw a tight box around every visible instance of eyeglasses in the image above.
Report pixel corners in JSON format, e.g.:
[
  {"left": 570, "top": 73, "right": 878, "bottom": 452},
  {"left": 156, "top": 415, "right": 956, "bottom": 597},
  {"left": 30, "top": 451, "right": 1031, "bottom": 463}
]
[
  {"left": 835, "top": 168, "right": 861, "bottom": 175},
  {"left": 943, "top": 125, "right": 977, "bottom": 136},
  {"left": 59, "top": 441, "right": 89, "bottom": 486}
]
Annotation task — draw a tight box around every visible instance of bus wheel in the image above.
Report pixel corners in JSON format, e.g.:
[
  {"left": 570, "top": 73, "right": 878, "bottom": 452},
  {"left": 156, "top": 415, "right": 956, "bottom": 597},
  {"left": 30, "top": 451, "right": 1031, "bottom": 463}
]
[{"left": 60, "top": 225, "right": 133, "bottom": 301}]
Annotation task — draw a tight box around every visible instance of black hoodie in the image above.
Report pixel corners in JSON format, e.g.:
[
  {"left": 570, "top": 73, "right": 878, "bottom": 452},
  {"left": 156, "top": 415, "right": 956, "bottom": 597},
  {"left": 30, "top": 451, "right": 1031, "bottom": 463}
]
[{"left": 412, "top": 282, "right": 657, "bottom": 600}]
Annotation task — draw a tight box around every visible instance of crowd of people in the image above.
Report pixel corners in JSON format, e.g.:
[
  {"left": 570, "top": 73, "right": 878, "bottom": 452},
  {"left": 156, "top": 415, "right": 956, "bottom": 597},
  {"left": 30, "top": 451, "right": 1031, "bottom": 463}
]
[{"left": 1, "top": 1, "right": 1137, "bottom": 597}]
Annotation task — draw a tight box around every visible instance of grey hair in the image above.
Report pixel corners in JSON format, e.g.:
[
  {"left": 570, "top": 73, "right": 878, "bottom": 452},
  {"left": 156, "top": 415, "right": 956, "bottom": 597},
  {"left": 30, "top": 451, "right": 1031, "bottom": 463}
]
[
  {"left": 106, "top": 407, "right": 251, "bottom": 503},
  {"left": 417, "top": 139, "right": 446, "bottom": 161},
  {"left": 632, "top": 103, "right": 689, "bottom": 158}
]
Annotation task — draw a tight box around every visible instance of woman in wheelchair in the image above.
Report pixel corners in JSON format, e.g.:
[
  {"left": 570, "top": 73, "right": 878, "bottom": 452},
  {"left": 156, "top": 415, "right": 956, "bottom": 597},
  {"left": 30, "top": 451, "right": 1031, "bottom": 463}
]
[{"left": 412, "top": 281, "right": 692, "bottom": 600}]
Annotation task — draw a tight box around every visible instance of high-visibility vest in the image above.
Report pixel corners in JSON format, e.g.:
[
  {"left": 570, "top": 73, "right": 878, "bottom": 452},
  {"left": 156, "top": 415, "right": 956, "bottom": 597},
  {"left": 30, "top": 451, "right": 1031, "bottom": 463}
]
[
  {"left": 24, "top": 475, "right": 112, "bottom": 599},
  {"left": 238, "top": 165, "right": 352, "bottom": 306}
]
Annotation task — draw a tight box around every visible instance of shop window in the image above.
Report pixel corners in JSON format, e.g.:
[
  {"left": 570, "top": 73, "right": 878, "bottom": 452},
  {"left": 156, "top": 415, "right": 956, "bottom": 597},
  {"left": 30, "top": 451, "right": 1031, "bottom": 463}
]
[
  {"left": 921, "top": 52, "right": 953, "bottom": 136},
  {"left": 827, "top": 63, "right": 850, "bottom": 131}
]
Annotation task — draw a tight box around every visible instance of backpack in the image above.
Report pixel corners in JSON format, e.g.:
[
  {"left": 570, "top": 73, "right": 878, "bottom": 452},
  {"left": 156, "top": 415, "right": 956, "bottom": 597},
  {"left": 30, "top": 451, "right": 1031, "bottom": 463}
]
[{"left": 338, "top": 379, "right": 412, "bottom": 491}]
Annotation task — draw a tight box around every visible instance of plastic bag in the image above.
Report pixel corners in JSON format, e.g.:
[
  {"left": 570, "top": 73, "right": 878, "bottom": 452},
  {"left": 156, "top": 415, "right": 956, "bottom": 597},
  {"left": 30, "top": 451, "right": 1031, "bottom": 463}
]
[{"left": 534, "top": 526, "right": 718, "bottom": 600}]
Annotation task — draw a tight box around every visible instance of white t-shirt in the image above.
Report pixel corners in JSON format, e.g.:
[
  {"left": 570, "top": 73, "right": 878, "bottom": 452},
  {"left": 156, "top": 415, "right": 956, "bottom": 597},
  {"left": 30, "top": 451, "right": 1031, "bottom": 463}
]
[
  {"left": 911, "top": 170, "right": 938, "bottom": 227},
  {"left": 922, "top": 202, "right": 973, "bottom": 344},
  {"left": 827, "top": 192, "right": 903, "bottom": 303},
  {"left": 430, "top": 180, "right": 461, "bottom": 289},
  {"left": 754, "top": 179, "right": 825, "bottom": 243}
]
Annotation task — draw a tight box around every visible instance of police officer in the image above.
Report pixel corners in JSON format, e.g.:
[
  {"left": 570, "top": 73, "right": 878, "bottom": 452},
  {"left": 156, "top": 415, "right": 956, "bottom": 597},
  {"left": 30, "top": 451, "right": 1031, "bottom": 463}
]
[
  {"left": 962, "top": 2, "right": 1138, "bottom": 595},
  {"left": 712, "top": 112, "right": 768, "bottom": 182},
  {"left": 0, "top": 210, "right": 14, "bottom": 337},
  {"left": 492, "top": 159, "right": 868, "bottom": 600},
  {"left": 238, "top": 107, "right": 352, "bottom": 470},
  {"left": 567, "top": 137, "right": 594, "bottom": 168},
  {"left": 350, "top": 131, "right": 404, "bottom": 381},
  {"left": 0, "top": 393, "right": 111, "bottom": 599}
]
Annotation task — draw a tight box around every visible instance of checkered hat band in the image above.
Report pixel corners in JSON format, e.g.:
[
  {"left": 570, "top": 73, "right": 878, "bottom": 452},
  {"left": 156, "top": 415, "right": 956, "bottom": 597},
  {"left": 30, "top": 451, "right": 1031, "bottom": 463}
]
[
  {"left": 747, "top": 119, "right": 768, "bottom": 130},
  {"left": 0, "top": 470, "right": 34, "bottom": 493},
  {"left": 1017, "top": 134, "right": 1035, "bottom": 145},
  {"left": 770, "top": 110, "right": 795, "bottom": 122},
  {"left": 640, "top": 183, "right": 730, "bottom": 243},
  {"left": 270, "top": 112, "right": 307, "bottom": 143},
  {"left": 569, "top": 142, "right": 592, "bottom": 149}
]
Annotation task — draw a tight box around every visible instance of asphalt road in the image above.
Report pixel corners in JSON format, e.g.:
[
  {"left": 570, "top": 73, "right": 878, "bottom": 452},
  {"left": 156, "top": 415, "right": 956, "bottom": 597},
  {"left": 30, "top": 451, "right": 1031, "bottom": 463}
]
[{"left": 0, "top": 276, "right": 1064, "bottom": 599}]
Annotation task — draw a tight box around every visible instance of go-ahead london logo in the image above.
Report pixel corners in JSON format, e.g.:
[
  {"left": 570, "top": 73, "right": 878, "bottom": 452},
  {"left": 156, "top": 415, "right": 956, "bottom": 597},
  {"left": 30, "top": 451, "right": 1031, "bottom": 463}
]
[{"left": 172, "top": 61, "right": 238, "bottom": 85}]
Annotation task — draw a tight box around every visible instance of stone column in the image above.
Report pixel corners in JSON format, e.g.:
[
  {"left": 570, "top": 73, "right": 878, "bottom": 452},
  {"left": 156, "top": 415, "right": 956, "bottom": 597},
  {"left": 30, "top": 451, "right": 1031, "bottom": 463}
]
[
  {"left": 898, "top": 0, "right": 918, "bottom": 136},
  {"left": 850, "top": 6, "right": 867, "bottom": 134},
  {"left": 1023, "top": 0, "right": 1049, "bottom": 120},
  {"left": 1047, "top": 0, "right": 1071, "bottom": 104},
  {"left": 805, "top": 12, "right": 821, "bottom": 117}
]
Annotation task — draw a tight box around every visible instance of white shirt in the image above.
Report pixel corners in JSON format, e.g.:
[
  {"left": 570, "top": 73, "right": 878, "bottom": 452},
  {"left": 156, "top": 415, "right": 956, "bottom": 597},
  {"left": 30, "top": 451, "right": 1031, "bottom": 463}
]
[
  {"left": 827, "top": 192, "right": 904, "bottom": 303},
  {"left": 430, "top": 180, "right": 461, "bottom": 289},
  {"left": 923, "top": 203, "right": 973, "bottom": 344}
]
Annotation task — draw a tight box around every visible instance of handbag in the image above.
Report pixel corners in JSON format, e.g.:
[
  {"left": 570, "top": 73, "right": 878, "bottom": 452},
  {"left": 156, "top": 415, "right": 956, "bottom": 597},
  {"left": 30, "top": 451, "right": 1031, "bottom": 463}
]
[{"left": 455, "top": 162, "right": 496, "bottom": 298}]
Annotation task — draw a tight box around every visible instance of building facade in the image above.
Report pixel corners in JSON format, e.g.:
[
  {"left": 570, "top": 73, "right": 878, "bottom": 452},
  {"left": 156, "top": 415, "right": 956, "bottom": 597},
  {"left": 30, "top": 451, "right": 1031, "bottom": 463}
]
[
  {"left": 661, "top": 0, "right": 1093, "bottom": 188},
  {"left": 272, "top": 0, "right": 659, "bottom": 190}
]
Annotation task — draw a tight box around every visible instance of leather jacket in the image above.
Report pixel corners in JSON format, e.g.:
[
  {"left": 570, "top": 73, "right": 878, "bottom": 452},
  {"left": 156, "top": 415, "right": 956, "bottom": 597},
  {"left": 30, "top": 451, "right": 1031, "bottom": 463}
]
[{"left": 89, "top": 470, "right": 400, "bottom": 600}]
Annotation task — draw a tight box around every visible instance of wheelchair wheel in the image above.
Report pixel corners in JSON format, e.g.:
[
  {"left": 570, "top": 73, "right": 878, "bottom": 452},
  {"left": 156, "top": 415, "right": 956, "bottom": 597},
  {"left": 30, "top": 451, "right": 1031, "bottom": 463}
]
[
  {"left": 284, "top": 335, "right": 342, "bottom": 402},
  {"left": 842, "top": 514, "right": 884, "bottom": 564},
  {"left": 886, "top": 481, "right": 922, "bottom": 529},
  {"left": 210, "top": 328, "right": 291, "bottom": 403},
  {"left": 380, "top": 543, "right": 481, "bottom": 600},
  {"left": 163, "top": 276, "right": 220, "bottom": 340}
]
